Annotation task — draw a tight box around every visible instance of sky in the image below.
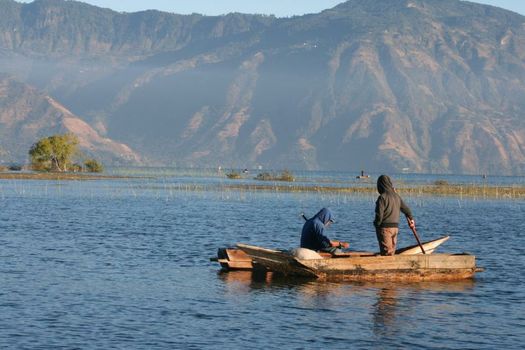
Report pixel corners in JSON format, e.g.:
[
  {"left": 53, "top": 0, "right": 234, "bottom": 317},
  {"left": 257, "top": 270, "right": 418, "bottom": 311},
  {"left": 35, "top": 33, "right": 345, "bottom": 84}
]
[{"left": 14, "top": 0, "right": 525, "bottom": 17}]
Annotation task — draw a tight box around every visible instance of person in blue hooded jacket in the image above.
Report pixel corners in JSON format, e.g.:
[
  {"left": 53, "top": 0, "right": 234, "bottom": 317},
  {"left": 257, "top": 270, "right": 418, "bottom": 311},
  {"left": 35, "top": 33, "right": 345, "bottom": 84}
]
[{"left": 300, "top": 208, "right": 349, "bottom": 254}]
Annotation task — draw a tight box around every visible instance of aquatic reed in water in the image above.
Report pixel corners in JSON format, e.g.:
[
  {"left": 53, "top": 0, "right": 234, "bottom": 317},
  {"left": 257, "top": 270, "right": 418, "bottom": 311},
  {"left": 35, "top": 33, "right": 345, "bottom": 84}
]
[
  {"left": 221, "top": 182, "right": 525, "bottom": 199},
  {"left": 1, "top": 170, "right": 524, "bottom": 200}
]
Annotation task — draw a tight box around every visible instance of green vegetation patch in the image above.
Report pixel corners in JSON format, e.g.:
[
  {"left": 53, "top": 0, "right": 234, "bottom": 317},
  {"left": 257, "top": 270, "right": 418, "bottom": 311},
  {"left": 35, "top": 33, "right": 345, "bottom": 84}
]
[
  {"left": 28, "top": 133, "right": 104, "bottom": 173},
  {"left": 255, "top": 170, "right": 295, "bottom": 182},
  {"left": 226, "top": 171, "right": 242, "bottom": 179}
]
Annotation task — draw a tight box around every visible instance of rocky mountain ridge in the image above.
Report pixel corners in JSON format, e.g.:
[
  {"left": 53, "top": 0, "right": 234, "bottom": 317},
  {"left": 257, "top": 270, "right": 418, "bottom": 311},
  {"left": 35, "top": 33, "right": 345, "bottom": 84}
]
[
  {"left": 0, "top": 75, "right": 141, "bottom": 164},
  {"left": 1, "top": 0, "right": 524, "bottom": 174}
]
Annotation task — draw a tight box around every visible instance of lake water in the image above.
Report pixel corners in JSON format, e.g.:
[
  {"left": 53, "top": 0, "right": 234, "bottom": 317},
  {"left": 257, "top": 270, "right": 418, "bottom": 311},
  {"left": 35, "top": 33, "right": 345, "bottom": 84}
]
[{"left": 1, "top": 170, "right": 524, "bottom": 349}]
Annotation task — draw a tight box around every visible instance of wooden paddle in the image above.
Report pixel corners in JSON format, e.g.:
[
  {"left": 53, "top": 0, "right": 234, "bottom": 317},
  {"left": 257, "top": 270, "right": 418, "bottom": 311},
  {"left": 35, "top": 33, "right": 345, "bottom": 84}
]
[{"left": 407, "top": 217, "right": 426, "bottom": 254}]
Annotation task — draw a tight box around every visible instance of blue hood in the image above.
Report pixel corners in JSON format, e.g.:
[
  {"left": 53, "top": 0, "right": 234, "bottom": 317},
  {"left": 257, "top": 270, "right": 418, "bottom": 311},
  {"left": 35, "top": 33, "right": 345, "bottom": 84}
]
[{"left": 314, "top": 208, "right": 334, "bottom": 225}]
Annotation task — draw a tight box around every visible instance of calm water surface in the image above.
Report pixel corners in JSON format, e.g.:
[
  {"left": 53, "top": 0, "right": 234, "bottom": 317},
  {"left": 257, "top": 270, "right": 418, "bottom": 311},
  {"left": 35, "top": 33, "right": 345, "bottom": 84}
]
[{"left": 1, "top": 172, "right": 524, "bottom": 349}]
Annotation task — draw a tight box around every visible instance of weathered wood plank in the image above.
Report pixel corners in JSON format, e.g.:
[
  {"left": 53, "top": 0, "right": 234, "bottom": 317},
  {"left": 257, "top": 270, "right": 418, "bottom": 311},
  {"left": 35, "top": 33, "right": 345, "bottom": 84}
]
[
  {"left": 299, "top": 254, "right": 475, "bottom": 271},
  {"left": 319, "top": 269, "right": 476, "bottom": 282},
  {"left": 225, "top": 248, "right": 251, "bottom": 262},
  {"left": 218, "top": 259, "right": 253, "bottom": 270}
]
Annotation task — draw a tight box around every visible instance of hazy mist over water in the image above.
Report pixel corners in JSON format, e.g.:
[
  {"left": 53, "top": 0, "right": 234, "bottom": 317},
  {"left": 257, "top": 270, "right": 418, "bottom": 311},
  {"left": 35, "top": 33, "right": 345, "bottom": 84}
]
[{"left": 1, "top": 171, "right": 524, "bottom": 349}]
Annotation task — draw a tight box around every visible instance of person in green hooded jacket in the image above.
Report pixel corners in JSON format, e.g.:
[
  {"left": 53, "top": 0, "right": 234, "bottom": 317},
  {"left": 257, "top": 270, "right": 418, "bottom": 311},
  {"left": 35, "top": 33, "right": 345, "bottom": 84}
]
[{"left": 373, "top": 175, "right": 415, "bottom": 255}]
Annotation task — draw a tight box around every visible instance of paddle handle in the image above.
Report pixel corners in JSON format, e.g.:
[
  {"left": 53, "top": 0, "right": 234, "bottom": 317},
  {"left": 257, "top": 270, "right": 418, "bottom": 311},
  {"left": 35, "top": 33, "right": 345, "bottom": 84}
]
[{"left": 407, "top": 217, "right": 426, "bottom": 254}]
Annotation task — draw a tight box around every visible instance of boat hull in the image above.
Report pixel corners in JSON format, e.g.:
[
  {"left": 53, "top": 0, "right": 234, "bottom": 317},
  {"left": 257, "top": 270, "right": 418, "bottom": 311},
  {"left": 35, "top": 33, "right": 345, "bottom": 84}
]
[
  {"left": 298, "top": 253, "right": 477, "bottom": 281},
  {"left": 237, "top": 243, "right": 479, "bottom": 282}
]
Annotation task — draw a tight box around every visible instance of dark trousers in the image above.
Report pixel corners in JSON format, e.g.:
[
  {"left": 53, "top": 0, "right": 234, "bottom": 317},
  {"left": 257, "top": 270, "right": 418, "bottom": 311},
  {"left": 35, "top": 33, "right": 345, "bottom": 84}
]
[{"left": 376, "top": 227, "right": 398, "bottom": 256}]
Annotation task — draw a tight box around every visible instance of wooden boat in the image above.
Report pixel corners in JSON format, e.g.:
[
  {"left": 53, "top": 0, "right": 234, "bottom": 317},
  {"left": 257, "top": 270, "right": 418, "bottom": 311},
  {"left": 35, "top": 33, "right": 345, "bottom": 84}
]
[
  {"left": 356, "top": 170, "right": 370, "bottom": 179},
  {"left": 213, "top": 236, "right": 450, "bottom": 271},
  {"left": 236, "top": 239, "right": 482, "bottom": 282}
]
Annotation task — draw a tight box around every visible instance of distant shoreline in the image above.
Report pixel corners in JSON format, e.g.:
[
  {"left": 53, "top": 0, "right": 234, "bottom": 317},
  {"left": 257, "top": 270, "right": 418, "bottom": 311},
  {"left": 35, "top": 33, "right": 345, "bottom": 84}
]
[
  {"left": 1, "top": 171, "right": 523, "bottom": 199},
  {"left": 0, "top": 172, "right": 129, "bottom": 180}
]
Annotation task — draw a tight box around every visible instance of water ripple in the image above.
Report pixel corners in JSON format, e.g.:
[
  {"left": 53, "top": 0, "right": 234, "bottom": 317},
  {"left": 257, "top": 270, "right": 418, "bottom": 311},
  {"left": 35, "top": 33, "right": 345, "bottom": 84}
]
[{"left": 0, "top": 177, "right": 524, "bottom": 349}]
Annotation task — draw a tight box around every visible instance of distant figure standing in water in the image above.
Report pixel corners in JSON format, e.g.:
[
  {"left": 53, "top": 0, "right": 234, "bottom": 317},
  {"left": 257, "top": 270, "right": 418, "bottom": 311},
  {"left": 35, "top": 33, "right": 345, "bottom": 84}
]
[
  {"left": 300, "top": 208, "right": 349, "bottom": 254},
  {"left": 373, "top": 175, "right": 415, "bottom": 256}
]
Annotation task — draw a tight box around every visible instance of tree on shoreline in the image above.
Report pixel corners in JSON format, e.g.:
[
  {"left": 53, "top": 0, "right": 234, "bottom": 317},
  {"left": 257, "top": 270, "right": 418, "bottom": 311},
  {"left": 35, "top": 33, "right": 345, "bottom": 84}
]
[
  {"left": 83, "top": 158, "right": 104, "bottom": 173},
  {"left": 29, "top": 134, "right": 79, "bottom": 172},
  {"left": 29, "top": 134, "right": 105, "bottom": 173}
]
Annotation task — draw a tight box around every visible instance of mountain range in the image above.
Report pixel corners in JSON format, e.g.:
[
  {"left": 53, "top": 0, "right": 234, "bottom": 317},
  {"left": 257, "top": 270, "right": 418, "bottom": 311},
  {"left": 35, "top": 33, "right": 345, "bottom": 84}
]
[{"left": 0, "top": 0, "right": 524, "bottom": 174}]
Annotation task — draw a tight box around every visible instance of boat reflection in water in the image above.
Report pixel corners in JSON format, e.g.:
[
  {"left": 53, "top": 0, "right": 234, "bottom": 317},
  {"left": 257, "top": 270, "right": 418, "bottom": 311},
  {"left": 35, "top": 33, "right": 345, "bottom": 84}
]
[
  {"left": 218, "top": 270, "right": 475, "bottom": 293},
  {"left": 372, "top": 287, "right": 399, "bottom": 335},
  {"left": 370, "top": 280, "right": 476, "bottom": 336},
  {"left": 217, "top": 270, "right": 276, "bottom": 294},
  {"left": 218, "top": 270, "right": 476, "bottom": 335}
]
